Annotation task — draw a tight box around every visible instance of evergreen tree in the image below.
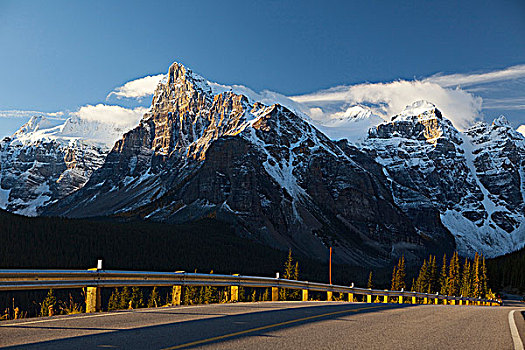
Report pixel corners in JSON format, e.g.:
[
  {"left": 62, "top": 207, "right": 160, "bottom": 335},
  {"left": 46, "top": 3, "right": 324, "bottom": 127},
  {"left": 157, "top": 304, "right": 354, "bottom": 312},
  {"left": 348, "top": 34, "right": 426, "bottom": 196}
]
[
  {"left": 447, "top": 252, "right": 460, "bottom": 296},
  {"left": 40, "top": 289, "right": 56, "bottom": 316},
  {"left": 147, "top": 287, "right": 161, "bottom": 308},
  {"left": 427, "top": 255, "right": 437, "bottom": 294},
  {"left": 130, "top": 287, "right": 144, "bottom": 309},
  {"left": 280, "top": 249, "right": 296, "bottom": 300},
  {"left": 119, "top": 287, "right": 131, "bottom": 309},
  {"left": 472, "top": 253, "right": 481, "bottom": 298},
  {"left": 391, "top": 266, "right": 398, "bottom": 291},
  {"left": 415, "top": 259, "right": 428, "bottom": 293},
  {"left": 410, "top": 278, "right": 416, "bottom": 292},
  {"left": 262, "top": 288, "right": 269, "bottom": 301},
  {"left": 396, "top": 255, "right": 406, "bottom": 290},
  {"left": 439, "top": 254, "right": 448, "bottom": 295},
  {"left": 480, "top": 255, "right": 489, "bottom": 297},
  {"left": 108, "top": 288, "right": 120, "bottom": 310},
  {"left": 460, "top": 259, "right": 471, "bottom": 297},
  {"left": 367, "top": 271, "right": 373, "bottom": 289}
]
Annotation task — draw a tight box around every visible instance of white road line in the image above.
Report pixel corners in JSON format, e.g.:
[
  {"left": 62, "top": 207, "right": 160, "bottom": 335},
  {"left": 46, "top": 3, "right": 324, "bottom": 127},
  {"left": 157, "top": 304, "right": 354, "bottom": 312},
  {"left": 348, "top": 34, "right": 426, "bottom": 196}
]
[
  {"left": 509, "top": 310, "right": 524, "bottom": 350},
  {"left": 0, "top": 311, "right": 125, "bottom": 326}
]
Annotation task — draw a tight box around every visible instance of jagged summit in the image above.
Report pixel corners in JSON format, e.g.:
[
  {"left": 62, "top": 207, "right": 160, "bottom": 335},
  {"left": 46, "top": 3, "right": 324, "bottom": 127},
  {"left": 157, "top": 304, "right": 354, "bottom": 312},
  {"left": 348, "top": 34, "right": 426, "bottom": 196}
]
[
  {"left": 397, "top": 100, "right": 438, "bottom": 118},
  {"left": 370, "top": 100, "right": 456, "bottom": 145}
]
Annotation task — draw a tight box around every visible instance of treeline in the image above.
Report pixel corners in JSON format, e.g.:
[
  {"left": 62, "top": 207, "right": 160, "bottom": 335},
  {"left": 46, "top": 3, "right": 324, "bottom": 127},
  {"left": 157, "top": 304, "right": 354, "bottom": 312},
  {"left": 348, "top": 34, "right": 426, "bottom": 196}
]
[
  {"left": 388, "top": 252, "right": 494, "bottom": 299},
  {"left": 486, "top": 245, "right": 525, "bottom": 291}
]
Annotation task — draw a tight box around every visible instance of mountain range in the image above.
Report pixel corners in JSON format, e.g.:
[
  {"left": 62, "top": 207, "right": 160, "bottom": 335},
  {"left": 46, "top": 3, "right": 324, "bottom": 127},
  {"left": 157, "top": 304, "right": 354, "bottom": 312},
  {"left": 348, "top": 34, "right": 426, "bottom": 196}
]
[{"left": 1, "top": 62, "right": 524, "bottom": 267}]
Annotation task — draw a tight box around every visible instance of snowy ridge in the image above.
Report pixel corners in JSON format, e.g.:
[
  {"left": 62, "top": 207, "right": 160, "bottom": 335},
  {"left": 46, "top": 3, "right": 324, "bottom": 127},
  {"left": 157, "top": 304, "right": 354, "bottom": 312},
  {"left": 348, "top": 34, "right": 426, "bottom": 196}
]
[
  {"left": 0, "top": 113, "right": 134, "bottom": 215},
  {"left": 364, "top": 101, "right": 525, "bottom": 257}
]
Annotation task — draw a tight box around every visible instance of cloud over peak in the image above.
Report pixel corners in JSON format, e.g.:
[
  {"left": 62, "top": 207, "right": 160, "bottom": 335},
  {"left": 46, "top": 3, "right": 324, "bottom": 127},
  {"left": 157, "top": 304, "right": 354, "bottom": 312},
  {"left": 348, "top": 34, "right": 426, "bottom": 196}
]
[
  {"left": 291, "top": 80, "right": 483, "bottom": 131},
  {"left": 107, "top": 74, "right": 164, "bottom": 100},
  {"left": 72, "top": 104, "right": 147, "bottom": 129}
]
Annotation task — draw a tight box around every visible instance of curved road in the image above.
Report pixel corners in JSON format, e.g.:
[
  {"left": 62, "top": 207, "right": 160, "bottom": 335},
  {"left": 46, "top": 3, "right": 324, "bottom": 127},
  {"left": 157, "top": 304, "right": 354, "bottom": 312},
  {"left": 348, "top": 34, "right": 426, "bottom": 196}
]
[{"left": 0, "top": 301, "right": 523, "bottom": 349}]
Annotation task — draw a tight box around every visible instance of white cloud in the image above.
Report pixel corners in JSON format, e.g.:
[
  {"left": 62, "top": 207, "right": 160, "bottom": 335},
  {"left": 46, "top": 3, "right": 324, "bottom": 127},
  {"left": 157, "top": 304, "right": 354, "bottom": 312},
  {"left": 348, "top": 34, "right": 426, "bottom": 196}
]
[
  {"left": 518, "top": 125, "right": 525, "bottom": 136},
  {"left": 424, "top": 64, "right": 525, "bottom": 88},
  {"left": 107, "top": 74, "right": 164, "bottom": 100},
  {"left": 73, "top": 104, "right": 147, "bottom": 129},
  {"left": 291, "top": 80, "right": 483, "bottom": 130},
  {"left": 0, "top": 110, "right": 63, "bottom": 119}
]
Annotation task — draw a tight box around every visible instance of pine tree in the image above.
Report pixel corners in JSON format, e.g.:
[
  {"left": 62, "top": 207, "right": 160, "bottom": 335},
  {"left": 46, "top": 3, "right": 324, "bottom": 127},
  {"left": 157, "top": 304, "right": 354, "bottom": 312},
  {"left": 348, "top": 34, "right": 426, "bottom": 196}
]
[
  {"left": 262, "top": 288, "right": 269, "bottom": 301},
  {"left": 460, "top": 259, "right": 471, "bottom": 297},
  {"left": 472, "top": 253, "right": 481, "bottom": 298},
  {"left": 391, "top": 266, "right": 398, "bottom": 291},
  {"left": 480, "top": 255, "right": 489, "bottom": 297},
  {"left": 396, "top": 255, "right": 406, "bottom": 290},
  {"left": 147, "top": 287, "right": 161, "bottom": 308},
  {"left": 367, "top": 271, "right": 373, "bottom": 289},
  {"left": 447, "top": 252, "right": 460, "bottom": 296},
  {"left": 119, "top": 287, "right": 131, "bottom": 309},
  {"left": 41, "top": 289, "right": 56, "bottom": 316},
  {"left": 439, "top": 254, "right": 448, "bottom": 295},
  {"left": 427, "top": 255, "right": 437, "bottom": 294},
  {"left": 280, "top": 249, "right": 295, "bottom": 300},
  {"left": 415, "top": 259, "right": 428, "bottom": 293},
  {"left": 130, "top": 287, "right": 144, "bottom": 309},
  {"left": 108, "top": 288, "right": 120, "bottom": 310}
]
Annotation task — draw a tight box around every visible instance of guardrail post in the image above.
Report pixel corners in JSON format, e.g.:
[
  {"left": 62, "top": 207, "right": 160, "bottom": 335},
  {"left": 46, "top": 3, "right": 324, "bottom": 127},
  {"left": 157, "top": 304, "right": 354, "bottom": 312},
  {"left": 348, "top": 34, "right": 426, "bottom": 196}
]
[
  {"left": 86, "top": 263, "right": 102, "bottom": 313},
  {"left": 423, "top": 296, "right": 428, "bottom": 304},
  {"left": 399, "top": 289, "right": 404, "bottom": 304},
  {"left": 411, "top": 294, "right": 416, "bottom": 304},
  {"left": 434, "top": 297, "right": 438, "bottom": 305},
  {"left": 272, "top": 287, "right": 279, "bottom": 301},
  {"left": 86, "top": 287, "right": 101, "bottom": 313},
  {"left": 348, "top": 292, "right": 354, "bottom": 302},
  {"left": 230, "top": 274, "right": 239, "bottom": 302},
  {"left": 302, "top": 289, "right": 308, "bottom": 301},
  {"left": 450, "top": 298, "right": 455, "bottom": 305},
  {"left": 383, "top": 291, "right": 388, "bottom": 303},
  {"left": 327, "top": 291, "right": 333, "bottom": 301},
  {"left": 367, "top": 294, "right": 372, "bottom": 303}
]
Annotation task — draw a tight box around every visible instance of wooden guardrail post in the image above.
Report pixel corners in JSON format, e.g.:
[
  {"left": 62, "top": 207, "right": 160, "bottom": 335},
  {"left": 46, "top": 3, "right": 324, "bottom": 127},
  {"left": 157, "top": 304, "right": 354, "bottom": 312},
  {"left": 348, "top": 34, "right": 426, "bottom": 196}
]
[
  {"left": 86, "top": 260, "right": 103, "bottom": 313},
  {"left": 348, "top": 292, "right": 354, "bottom": 302},
  {"left": 302, "top": 289, "right": 308, "bottom": 301},
  {"left": 230, "top": 274, "right": 239, "bottom": 302},
  {"left": 411, "top": 294, "right": 416, "bottom": 304},
  {"left": 86, "top": 286, "right": 101, "bottom": 313},
  {"left": 367, "top": 294, "right": 372, "bottom": 303},
  {"left": 399, "top": 289, "right": 404, "bottom": 304},
  {"left": 383, "top": 291, "right": 388, "bottom": 303},
  {"left": 272, "top": 287, "right": 279, "bottom": 301},
  {"left": 450, "top": 298, "right": 455, "bottom": 305},
  {"left": 327, "top": 291, "right": 333, "bottom": 301}
]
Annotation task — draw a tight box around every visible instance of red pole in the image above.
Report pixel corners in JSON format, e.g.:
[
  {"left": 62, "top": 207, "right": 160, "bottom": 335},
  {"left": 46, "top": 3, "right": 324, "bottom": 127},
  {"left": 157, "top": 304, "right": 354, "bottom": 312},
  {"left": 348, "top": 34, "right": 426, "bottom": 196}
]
[{"left": 329, "top": 247, "right": 332, "bottom": 285}]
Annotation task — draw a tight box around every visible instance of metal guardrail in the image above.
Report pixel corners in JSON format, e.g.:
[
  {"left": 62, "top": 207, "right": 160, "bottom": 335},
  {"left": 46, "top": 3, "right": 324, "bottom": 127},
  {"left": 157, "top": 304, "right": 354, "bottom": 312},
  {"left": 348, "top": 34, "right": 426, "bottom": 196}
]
[{"left": 0, "top": 269, "right": 501, "bottom": 306}]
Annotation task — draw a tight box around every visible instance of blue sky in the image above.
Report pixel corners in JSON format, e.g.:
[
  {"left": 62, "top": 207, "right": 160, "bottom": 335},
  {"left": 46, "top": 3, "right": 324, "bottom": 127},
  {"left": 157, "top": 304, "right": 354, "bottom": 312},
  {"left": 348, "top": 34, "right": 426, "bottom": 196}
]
[{"left": 0, "top": 0, "right": 524, "bottom": 137}]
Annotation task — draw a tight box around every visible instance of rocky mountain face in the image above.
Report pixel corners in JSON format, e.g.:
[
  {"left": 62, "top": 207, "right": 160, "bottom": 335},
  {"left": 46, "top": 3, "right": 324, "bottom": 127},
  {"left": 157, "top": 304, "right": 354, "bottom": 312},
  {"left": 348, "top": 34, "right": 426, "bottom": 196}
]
[
  {"left": 42, "top": 63, "right": 455, "bottom": 267},
  {"left": 363, "top": 101, "right": 525, "bottom": 257},
  {"left": 0, "top": 116, "right": 111, "bottom": 215}
]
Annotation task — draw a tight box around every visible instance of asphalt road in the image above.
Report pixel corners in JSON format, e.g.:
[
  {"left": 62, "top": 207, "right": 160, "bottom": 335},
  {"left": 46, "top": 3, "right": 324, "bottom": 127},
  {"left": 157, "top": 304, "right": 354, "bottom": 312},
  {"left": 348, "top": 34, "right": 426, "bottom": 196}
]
[{"left": 0, "top": 301, "right": 523, "bottom": 349}]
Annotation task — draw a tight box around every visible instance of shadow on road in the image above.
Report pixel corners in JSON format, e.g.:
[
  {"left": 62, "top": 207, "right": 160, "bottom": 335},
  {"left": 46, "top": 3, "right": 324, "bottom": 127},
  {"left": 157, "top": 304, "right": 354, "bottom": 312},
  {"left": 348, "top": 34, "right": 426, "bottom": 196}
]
[{"left": 1, "top": 302, "right": 417, "bottom": 349}]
